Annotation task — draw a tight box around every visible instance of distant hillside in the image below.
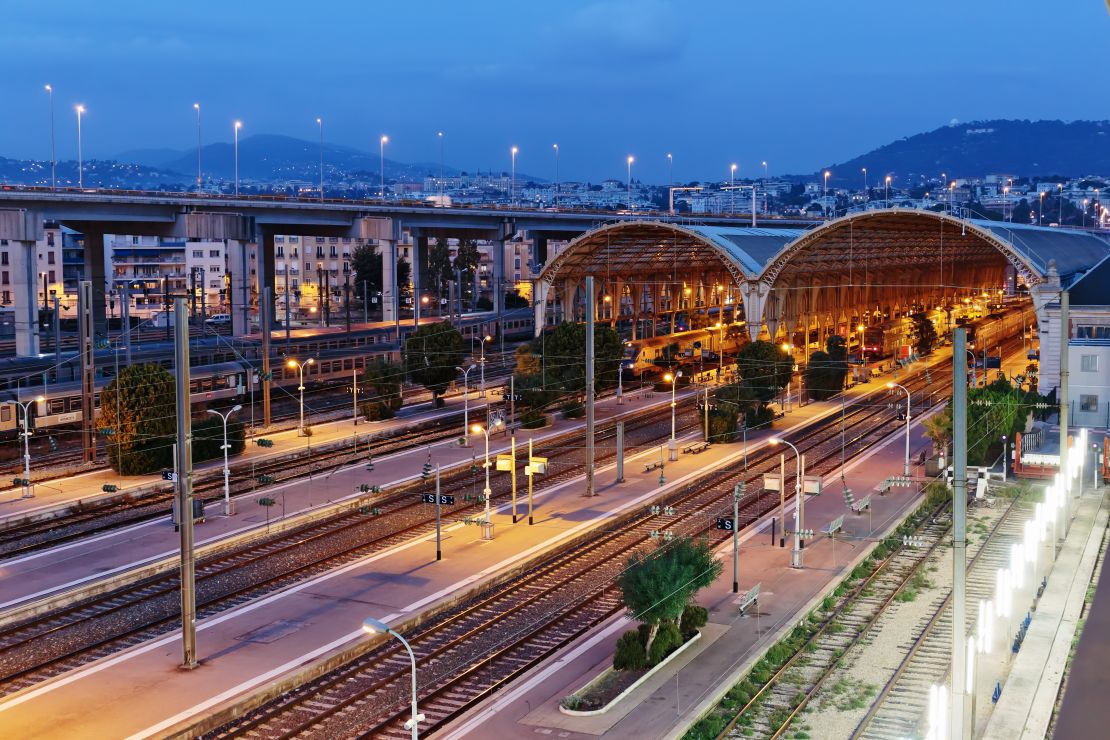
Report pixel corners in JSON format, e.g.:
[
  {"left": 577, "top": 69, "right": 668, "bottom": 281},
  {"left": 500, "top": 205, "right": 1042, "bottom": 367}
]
[{"left": 818, "top": 119, "right": 1110, "bottom": 185}]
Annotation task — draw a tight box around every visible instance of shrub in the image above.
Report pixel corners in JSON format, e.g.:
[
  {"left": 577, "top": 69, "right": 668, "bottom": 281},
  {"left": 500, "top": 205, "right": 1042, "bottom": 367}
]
[
  {"left": 520, "top": 408, "right": 547, "bottom": 429},
  {"left": 613, "top": 629, "right": 648, "bottom": 670},
  {"left": 561, "top": 400, "right": 585, "bottom": 419},
  {"left": 680, "top": 604, "right": 708, "bottom": 637},
  {"left": 648, "top": 621, "right": 682, "bottom": 665},
  {"left": 361, "top": 401, "right": 396, "bottom": 421}
]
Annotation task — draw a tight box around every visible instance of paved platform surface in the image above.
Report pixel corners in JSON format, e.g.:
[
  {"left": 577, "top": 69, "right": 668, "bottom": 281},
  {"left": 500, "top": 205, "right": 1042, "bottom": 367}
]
[
  {"left": 0, "top": 351, "right": 942, "bottom": 739},
  {"left": 441, "top": 407, "right": 942, "bottom": 740},
  {"left": 0, "top": 386, "right": 674, "bottom": 612}
]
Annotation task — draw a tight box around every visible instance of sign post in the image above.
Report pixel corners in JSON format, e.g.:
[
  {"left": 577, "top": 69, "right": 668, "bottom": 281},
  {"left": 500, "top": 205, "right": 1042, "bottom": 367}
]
[{"left": 435, "top": 465, "right": 442, "bottom": 560}]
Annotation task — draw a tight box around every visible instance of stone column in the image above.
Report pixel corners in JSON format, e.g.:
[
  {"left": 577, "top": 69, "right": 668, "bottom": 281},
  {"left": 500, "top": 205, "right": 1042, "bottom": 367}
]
[
  {"left": 81, "top": 230, "right": 108, "bottom": 338},
  {"left": 9, "top": 236, "right": 41, "bottom": 357},
  {"left": 227, "top": 239, "right": 252, "bottom": 337}
]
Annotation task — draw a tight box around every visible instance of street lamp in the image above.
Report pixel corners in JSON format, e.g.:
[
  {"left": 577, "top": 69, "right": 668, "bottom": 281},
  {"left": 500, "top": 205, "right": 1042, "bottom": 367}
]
[
  {"left": 475, "top": 334, "right": 491, "bottom": 398},
  {"left": 316, "top": 117, "right": 324, "bottom": 201},
  {"left": 770, "top": 437, "right": 803, "bottom": 568},
  {"left": 861, "top": 167, "right": 867, "bottom": 199},
  {"left": 472, "top": 416, "right": 504, "bottom": 538},
  {"left": 286, "top": 358, "right": 314, "bottom": 435},
  {"left": 8, "top": 396, "right": 45, "bottom": 499},
  {"left": 664, "top": 371, "right": 682, "bottom": 461},
  {"left": 193, "top": 103, "right": 202, "bottom": 191},
  {"left": 380, "top": 135, "right": 389, "bottom": 198},
  {"left": 233, "top": 120, "right": 242, "bottom": 196},
  {"left": 730, "top": 163, "right": 737, "bottom": 213},
  {"left": 884, "top": 175, "right": 891, "bottom": 203},
  {"left": 761, "top": 160, "right": 768, "bottom": 179},
  {"left": 45, "top": 85, "right": 55, "bottom": 190},
  {"left": 207, "top": 404, "right": 242, "bottom": 515},
  {"left": 823, "top": 170, "right": 830, "bottom": 218},
  {"left": 75, "top": 105, "right": 85, "bottom": 189},
  {"left": 627, "top": 155, "right": 635, "bottom": 211},
  {"left": 362, "top": 617, "right": 424, "bottom": 739},
  {"left": 455, "top": 365, "right": 474, "bottom": 445},
  {"left": 887, "top": 381, "right": 911, "bottom": 477},
  {"left": 552, "top": 143, "right": 559, "bottom": 208},
  {"left": 667, "top": 152, "right": 673, "bottom": 188},
  {"left": 1038, "top": 190, "right": 1045, "bottom": 226},
  {"left": 437, "top": 131, "right": 444, "bottom": 195},
  {"left": 511, "top": 146, "right": 518, "bottom": 206}
]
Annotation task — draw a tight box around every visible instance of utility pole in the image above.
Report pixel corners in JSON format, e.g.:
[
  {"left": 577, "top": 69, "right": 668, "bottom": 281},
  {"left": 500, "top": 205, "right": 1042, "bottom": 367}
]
[
  {"left": 950, "top": 327, "right": 968, "bottom": 739},
  {"left": 174, "top": 298, "right": 198, "bottom": 669},
  {"left": 511, "top": 433, "right": 518, "bottom": 522},
  {"left": 261, "top": 286, "right": 272, "bottom": 429},
  {"left": 528, "top": 437, "right": 535, "bottom": 525},
  {"left": 732, "top": 483, "right": 744, "bottom": 592},
  {"left": 121, "top": 284, "right": 131, "bottom": 365},
  {"left": 52, "top": 295, "right": 61, "bottom": 365},
  {"left": 615, "top": 421, "right": 625, "bottom": 483},
  {"left": 779, "top": 453, "right": 786, "bottom": 547},
  {"left": 435, "top": 465, "right": 442, "bottom": 561},
  {"left": 79, "top": 281, "right": 96, "bottom": 463},
  {"left": 584, "top": 275, "right": 596, "bottom": 497}
]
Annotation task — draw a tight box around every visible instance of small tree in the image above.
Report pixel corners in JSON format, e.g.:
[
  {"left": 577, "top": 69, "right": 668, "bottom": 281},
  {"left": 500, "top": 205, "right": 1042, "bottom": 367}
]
[
  {"left": 910, "top": 312, "right": 938, "bottom": 356},
  {"left": 351, "top": 242, "right": 383, "bottom": 299},
  {"left": 362, "top": 360, "right": 405, "bottom": 419},
  {"left": 618, "top": 536, "right": 721, "bottom": 657},
  {"left": 735, "top": 340, "right": 793, "bottom": 403},
  {"left": 405, "top": 321, "right": 465, "bottom": 405},
  {"left": 924, "top": 406, "right": 952, "bottom": 455},
  {"left": 97, "top": 363, "right": 176, "bottom": 474}
]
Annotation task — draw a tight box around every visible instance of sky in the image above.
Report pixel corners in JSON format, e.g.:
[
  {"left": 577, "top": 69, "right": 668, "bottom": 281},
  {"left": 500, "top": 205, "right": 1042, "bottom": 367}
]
[{"left": 2, "top": 0, "right": 1108, "bottom": 183}]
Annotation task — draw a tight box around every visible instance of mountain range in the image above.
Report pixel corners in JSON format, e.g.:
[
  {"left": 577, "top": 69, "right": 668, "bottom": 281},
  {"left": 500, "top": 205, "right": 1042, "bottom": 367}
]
[{"left": 817, "top": 119, "right": 1110, "bottom": 185}]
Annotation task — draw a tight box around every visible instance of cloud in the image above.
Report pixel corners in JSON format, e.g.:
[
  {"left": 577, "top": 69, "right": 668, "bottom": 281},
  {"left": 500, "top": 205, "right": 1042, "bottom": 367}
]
[{"left": 554, "top": 0, "right": 688, "bottom": 61}]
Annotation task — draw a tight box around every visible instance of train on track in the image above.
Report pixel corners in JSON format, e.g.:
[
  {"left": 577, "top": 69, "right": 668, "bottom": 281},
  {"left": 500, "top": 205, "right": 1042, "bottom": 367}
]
[{"left": 623, "top": 325, "right": 749, "bottom": 373}]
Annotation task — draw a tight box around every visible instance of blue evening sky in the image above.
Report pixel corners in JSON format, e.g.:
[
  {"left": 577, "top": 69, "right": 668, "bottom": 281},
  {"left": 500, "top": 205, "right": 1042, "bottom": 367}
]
[{"left": 2, "top": 0, "right": 1106, "bottom": 182}]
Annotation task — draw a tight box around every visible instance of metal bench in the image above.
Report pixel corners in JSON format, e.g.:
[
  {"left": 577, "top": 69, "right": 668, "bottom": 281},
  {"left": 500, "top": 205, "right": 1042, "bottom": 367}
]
[
  {"left": 850, "top": 494, "right": 872, "bottom": 513},
  {"left": 643, "top": 460, "right": 665, "bottom": 474},
  {"left": 682, "top": 441, "right": 710, "bottom": 455},
  {"left": 822, "top": 514, "right": 845, "bottom": 535},
  {"left": 735, "top": 582, "right": 761, "bottom": 614}
]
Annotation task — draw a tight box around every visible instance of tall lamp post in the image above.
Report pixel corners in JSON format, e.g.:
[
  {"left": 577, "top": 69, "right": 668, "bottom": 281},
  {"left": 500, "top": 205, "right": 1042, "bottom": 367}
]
[
  {"left": 287, "top": 357, "right": 314, "bottom": 436},
  {"left": 75, "top": 105, "right": 85, "bottom": 189},
  {"left": 193, "top": 103, "right": 202, "bottom": 191},
  {"left": 233, "top": 120, "right": 242, "bottom": 196},
  {"left": 207, "top": 404, "right": 242, "bottom": 516},
  {"left": 887, "top": 381, "right": 911, "bottom": 477},
  {"left": 664, "top": 370, "right": 682, "bottom": 461},
  {"left": 45, "top": 85, "right": 55, "bottom": 190},
  {"left": 455, "top": 365, "right": 474, "bottom": 445},
  {"left": 316, "top": 117, "right": 324, "bottom": 200},
  {"left": 553, "top": 143, "right": 559, "bottom": 208},
  {"left": 770, "top": 437, "right": 803, "bottom": 568},
  {"left": 730, "top": 163, "right": 737, "bottom": 213},
  {"left": 511, "top": 146, "right": 518, "bottom": 206},
  {"left": 667, "top": 152, "right": 673, "bottom": 188},
  {"left": 885, "top": 175, "right": 891, "bottom": 203},
  {"left": 380, "top": 135, "right": 389, "bottom": 198},
  {"left": 627, "top": 155, "right": 635, "bottom": 210},
  {"left": 437, "top": 131, "right": 444, "bottom": 195},
  {"left": 8, "top": 396, "right": 44, "bottom": 499},
  {"left": 362, "top": 618, "right": 425, "bottom": 739},
  {"left": 474, "top": 334, "right": 490, "bottom": 398},
  {"left": 823, "top": 170, "right": 830, "bottom": 218},
  {"left": 472, "top": 416, "right": 504, "bottom": 539}
]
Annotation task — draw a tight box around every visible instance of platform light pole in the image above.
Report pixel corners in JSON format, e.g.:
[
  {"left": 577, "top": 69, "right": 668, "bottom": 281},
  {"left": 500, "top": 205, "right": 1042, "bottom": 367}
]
[
  {"left": 951, "top": 327, "right": 969, "bottom": 739},
  {"left": 362, "top": 618, "right": 424, "bottom": 739},
  {"left": 193, "top": 103, "right": 202, "bottom": 191},
  {"left": 45, "top": 85, "right": 55, "bottom": 190},
  {"left": 173, "top": 298, "right": 198, "bottom": 669},
  {"left": 455, "top": 364, "right": 474, "bottom": 446},
  {"left": 472, "top": 417, "right": 503, "bottom": 540},
  {"left": 887, "top": 381, "right": 911, "bottom": 476},
  {"left": 770, "top": 437, "right": 803, "bottom": 568},
  {"left": 665, "top": 370, "right": 682, "bottom": 461},
  {"left": 287, "top": 357, "right": 314, "bottom": 436},
  {"left": 475, "top": 334, "right": 490, "bottom": 398},
  {"left": 75, "top": 104, "right": 85, "bottom": 189},
  {"left": 8, "top": 396, "right": 44, "bottom": 499},
  {"left": 207, "top": 405, "right": 242, "bottom": 516}
]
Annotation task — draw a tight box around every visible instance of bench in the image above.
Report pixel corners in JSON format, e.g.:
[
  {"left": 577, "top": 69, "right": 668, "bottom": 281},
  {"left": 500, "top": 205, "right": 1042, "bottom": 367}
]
[
  {"left": 682, "top": 441, "right": 710, "bottom": 455},
  {"left": 643, "top": 460, "right": 665, "bottom": 473},
  {"left": 822, "top": 514, "right": 845, "bottom": 536},
  {"left": 773, "top": 411, "right": 786, "bottom": 420},
  {"left": 736, "top": 582, "right": 761, "bottom": 614},
  {"left": 850, "top": 494, "right": 872, "bottom": 513}
]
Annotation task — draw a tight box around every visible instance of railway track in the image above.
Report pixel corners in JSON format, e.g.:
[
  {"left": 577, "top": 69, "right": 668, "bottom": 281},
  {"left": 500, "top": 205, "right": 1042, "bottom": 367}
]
[
  {"left": 200, "top": 361, "right": 944, "bottom": 739},
  {"left": 0, "top": 405, "right": 696, "bottom": 697}
]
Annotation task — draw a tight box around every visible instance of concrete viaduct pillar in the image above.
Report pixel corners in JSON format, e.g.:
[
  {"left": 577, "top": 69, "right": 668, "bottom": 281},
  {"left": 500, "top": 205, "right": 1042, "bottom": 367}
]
[{"left": 0, "top": 209, "right": 44, "bottom": 357}]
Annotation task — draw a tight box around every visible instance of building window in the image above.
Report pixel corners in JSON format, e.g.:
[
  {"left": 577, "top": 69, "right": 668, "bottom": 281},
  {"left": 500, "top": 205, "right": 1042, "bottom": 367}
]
[
  {"left": 210, "top": 265, "right": 220, "bottom": 273},
  {"left": 209, "top": 249, "right": 220, "bottom": 258},
  {"left": 330, "top": 246, "right": 337, "bottom": 257},
  {"left": 48, "top": 270, "right": 55, "bottom": 283},
  {"left": 292, "top": 247, "right": 299, "bottom": 258},
  {"left": 316, "top": 237, "right": 324, "bottom": 244},
  {"left": 47, "top": 233, "right": 55, "bottom": 247},
  {"left": 192, "top": 250, "right": 204, "bottom": 258},
  {"left": 1080, "top": 395, "right": 1098, "bottom": 412},
  {"left": 1, "top": 290, "right": 9, "bottom": 304},
  {"left": 48, "top": 252, "right": 55, "bottom": 264},
  {"left": 305, "top": 262, "right": 311, "bottom": 272},
  {"left": 0, "top": 253, "right": 6, "bottom": 265},
  {"left": 276, "top": 246, "right": 284, "bottom": 258},
  {"left": 1, "top": 272, "right": 7, "bottom": 285},
  {"left": 1081, "top": 355, "right": 1099, "bottom": 373}
]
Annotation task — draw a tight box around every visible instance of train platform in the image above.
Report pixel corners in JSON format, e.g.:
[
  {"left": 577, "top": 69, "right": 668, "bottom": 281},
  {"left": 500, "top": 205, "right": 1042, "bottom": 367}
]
[
  {"left": 0, "top": 383, "right": 503, "bottom": 527},
  {"left": 0, "top": 355, "right": 941, "bottom": 739},
  {"left": 441, "top": 405, "right": 946, "bottom": 740}
]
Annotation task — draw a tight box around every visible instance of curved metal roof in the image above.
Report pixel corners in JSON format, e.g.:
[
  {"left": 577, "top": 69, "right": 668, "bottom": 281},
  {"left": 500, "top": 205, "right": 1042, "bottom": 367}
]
[{"left": 969, "top": 220, "right": 1110, "bottom": 283}]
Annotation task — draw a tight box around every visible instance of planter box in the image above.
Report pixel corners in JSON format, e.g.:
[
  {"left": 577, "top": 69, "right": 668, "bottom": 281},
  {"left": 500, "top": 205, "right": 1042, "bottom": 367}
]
[{"left": 560, "top": 631, "right": 702, "bottom": 717}]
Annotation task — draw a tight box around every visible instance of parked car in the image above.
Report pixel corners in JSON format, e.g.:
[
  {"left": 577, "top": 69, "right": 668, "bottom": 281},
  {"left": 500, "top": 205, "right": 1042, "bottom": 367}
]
[{"left": 205, "top": 314, "right": 231, "bottom": 326}]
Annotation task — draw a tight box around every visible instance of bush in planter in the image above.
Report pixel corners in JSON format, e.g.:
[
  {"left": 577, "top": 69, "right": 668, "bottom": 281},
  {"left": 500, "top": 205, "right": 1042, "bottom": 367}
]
[
  {"left": 361, "top": 400, "right": 395, "bottom": 421},
  {"left": 520, "top": 409, "right": 546, "bottom": 429},
  {"left": 648, "top": 621, "right": 682, "bottom": 665},
  {"left": 680, "top": 604, "right": 708, "bottom": 638},
  {"left": 561, "top": 400, "right": 585, "bottom": 419},
  {"left": 613, "top": 629, "right": 648, "bottom": 670}
]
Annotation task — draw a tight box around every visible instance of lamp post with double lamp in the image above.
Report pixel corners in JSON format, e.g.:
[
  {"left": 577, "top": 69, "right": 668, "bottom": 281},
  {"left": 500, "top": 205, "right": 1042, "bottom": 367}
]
[
  {"left": 9, "top": 397, "right": 44, "bottom": 499},
  {"left": 287, "top": 358, "right": 314, "bottom": 436},
  {"left": 361, "top": 618, "right": 424, "bottom": 739},
  {"left": 207, "top": 405, "right": 242, "bottom": 516},
  {"left": 510, "top": 146, "right": 518, "bottom": 206},
  {"left": 472, "top": 417, "right": 504, "bottom": 539},
  {"left": 233, "top": 120, "right": 242, "bottom": 196},
  {"left": 455, "top": 365, "right": 474, "bottom": 445},
  {"left": 380, "top": 135, "right": 389, "bottom": 198},
  {"left": 474, "top": 334, "right": 490, "bottom": 398},
  {"left": 665, "top": 371, "right": 682, "bottom": 461},
  {"left": 75, "top": 105, "right": 85, "bottom": 189},
  {"left": 887, "top": 381, "right": 911, "bottom": 477},
  {"left": 770, "top": 437, "right": 803, "bottom": 568}
]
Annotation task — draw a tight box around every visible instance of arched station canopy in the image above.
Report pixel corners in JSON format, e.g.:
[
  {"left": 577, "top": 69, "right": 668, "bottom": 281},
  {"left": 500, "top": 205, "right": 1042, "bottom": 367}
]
[{"left": 535, "top": 209, "right": 1110, "bottom": 343}]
